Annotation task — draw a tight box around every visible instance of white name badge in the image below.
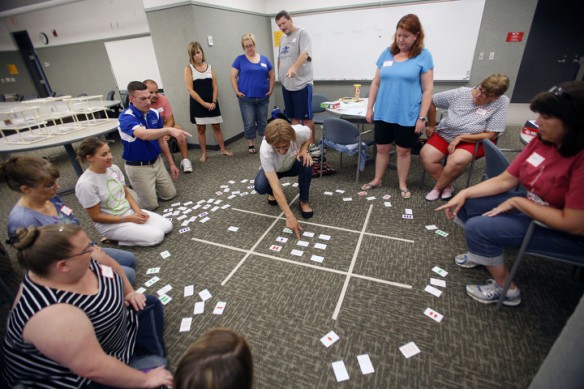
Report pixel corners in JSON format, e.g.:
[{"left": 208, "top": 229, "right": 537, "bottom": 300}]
[
  {"left": 383, "top": 60, "right": 393, "bottom": 67},
  {"left": 526, "top": 151, "right": 544, "bottom": 167},
  {"left": 292, "top": 38, "right": 297, "bottom": 43},
  {"left": 260, "top": 63, "right": 267, "bottom": 68},
  {"left": 157, "top": 107, "right": 164, "bottom": 113},
  {"left": 476, "top": 108, "right": 488, "bottom": 116},
  {"left": 100, "top": 265, "right": 114, "bottom": 279},
  {"left": 60, "top": 205, "right": 73, "bottom": 216}
]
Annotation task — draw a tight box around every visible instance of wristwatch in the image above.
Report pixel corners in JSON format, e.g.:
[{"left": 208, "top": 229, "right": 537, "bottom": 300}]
[{"left": 418, "top": 117, "right": 428, "bottom": 122}]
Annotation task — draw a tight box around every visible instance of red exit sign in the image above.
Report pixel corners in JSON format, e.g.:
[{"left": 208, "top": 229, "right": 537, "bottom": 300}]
[{"left": 506, "top": 32, "right": 524, "bottom": 42}]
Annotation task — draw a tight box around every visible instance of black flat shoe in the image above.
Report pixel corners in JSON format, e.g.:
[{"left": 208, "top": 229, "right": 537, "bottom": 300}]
[
  {"left": 267, "top": 197, "right": 277, "bottom": 206},
  {"left": 300, "top": 204, "right": 313, "bottom": 219}
]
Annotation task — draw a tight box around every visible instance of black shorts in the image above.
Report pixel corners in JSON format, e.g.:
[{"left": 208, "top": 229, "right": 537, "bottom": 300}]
[{"left": 373, "top": 120, "right": 419, "bottom": 148}]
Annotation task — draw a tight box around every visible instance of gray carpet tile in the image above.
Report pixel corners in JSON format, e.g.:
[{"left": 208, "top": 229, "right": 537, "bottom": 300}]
[{"left": 1, "top": 126, "right": 583, "bottom": 388}]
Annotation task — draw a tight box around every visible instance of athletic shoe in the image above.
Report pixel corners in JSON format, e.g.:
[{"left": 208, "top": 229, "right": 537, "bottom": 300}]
[
  {"left": 441, "top": 185, "right": 455, "bottom": 200},
  {"left": 180, "top": 159, "right": 193, "bottom": 173},
  {"left": 455, "top": 253, "right": 480, "bottom": 268},
  {"left": 425, "top": 189, "right": 441, "bottom": 201},
  {"left": 466, "top": 279, "right": 521, "bottom": 306}
]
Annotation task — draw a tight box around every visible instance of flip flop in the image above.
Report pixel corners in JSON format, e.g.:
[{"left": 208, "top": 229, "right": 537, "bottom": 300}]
[
  {"left": 199, "top": 155, "right": 207, "bottom": 162},
  {"left": 361, "top": 182, "right": 380, "bottom": 191},
  {"left": 221, "top": 150, "right": 234, "bottom": 157},
  {"left": 248, "top": 146, "right": 257, "bottom": 154},
  {"left": 400, "top": 188, "right": 412, "bottom": 199}
]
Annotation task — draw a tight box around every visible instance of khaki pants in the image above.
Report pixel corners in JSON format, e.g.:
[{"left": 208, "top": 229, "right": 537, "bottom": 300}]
[{"left": 124, "top": 156, "right": 176, "bottom": 210}]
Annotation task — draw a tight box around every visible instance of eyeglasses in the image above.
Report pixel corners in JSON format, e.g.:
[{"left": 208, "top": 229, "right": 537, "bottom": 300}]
[
  {"left": 41, "top": 181, "right": 59, "bottom": 191},
  {"left": 475, "top": 85, "right": 497, "bottom": 99},
  {"left": 63, "top": 241, "right": 97, "bottom": 259},
  {"left": 243, "top": 44, "right": 254, "bottom": 49}
]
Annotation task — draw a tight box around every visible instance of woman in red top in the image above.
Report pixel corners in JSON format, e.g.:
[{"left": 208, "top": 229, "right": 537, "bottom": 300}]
[{"left": 437, "top": 81, "right": 584, "bottom": 306}]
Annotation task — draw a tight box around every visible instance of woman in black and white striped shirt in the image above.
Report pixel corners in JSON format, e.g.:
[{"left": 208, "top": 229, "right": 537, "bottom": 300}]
[{"left": 2, "top": 224, "right": 172, "bottom": 388}]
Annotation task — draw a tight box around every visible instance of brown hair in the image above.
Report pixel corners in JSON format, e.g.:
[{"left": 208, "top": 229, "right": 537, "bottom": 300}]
[
  {"left": 241, "top": 33, "right": 256, "bottom": 49},
  {"left": 480, "top": 74, "right": 510, "bottom": 97},
  {"left": 0, "top": 156, "right": 60, "bottom": 191},
  {"left": 77, "top": 137, "right": 106, "bottom": 163},
  {"left": 390, "top": 14, "right": 425, "bottom": 58},
  {"left": 188, "top": 41, "right": 206, "bottom": 66},
  {"left": 275, "top": 10, "right": 291, "bottom": 22},
  {"left": 530, "top": 81, "right": 584, "bottom": 157},
  {"left": 127, "top": 81, "right": 147, "bottom": 95},
  {"left": 12, "top": 224, "right": 82, "bottom": 277},
  {"left": 264, "top": 119, "right": 296, "bottom": 145},
  {"left": 174, "top": 328, "right": 253, "bottom": 389}
]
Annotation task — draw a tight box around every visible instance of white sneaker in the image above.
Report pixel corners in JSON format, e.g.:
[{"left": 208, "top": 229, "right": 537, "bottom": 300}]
[
  {"left": 455, "top": 253, "right": 480, "bottom": 268},
  {"left": 466, "top": 279, "right": 521, "bottom": 306},
  {"left": 180, "top": 158, "right": 193, "bottom": 173}
]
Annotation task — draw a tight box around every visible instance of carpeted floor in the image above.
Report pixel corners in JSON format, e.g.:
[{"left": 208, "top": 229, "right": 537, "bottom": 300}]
[{"left": 0, "top": 124, "right": 582, "bottom": 388}]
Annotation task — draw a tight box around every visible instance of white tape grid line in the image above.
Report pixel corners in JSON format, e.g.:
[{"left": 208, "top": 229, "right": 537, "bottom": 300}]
[
  {"left": 332, "top": 204, "right": 371, "bottom": 320},
  {"left": 191, "top": 202, "right": 412, "bottom": 320},
  {"left": 232, "top": 207, "right": 414, "bottom": 243}
]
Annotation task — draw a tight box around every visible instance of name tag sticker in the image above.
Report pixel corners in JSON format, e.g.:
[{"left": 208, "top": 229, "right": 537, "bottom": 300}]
[
  {"left": 60, "top": 205, "right": 73, "bottom": 216},
  {"left": 476, "top": 108, "right": 488, "bottom": 116},
  {"left": 526, "top": 152, "right": 544, "bottom": 167},
  {"left": 261, "top": 63, "right": 267, "bottom": 68},
  {"left": 100, "top": 265, "right": 114, "bottom": 278},
  {"left": 383, "top": 60, "right": 393, "bottom": 67},
  {"left": 157, "top": 107, "right": 164, "bottom": 113}
]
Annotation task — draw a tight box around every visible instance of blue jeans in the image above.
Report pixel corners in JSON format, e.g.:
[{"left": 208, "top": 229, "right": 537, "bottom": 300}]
[
  {"left": 86, "top": 295, "right": 167, "bottom": 388},
  {"left": 238, "top": 96, "right": 269, "bottom": 140},
  {"left": 254, "top": 158, "right": 313, "bottom": 203},
  {"left": 103, "top": 247, "right": 136, "bottom": 284},
  {"left": 458, "top": 192, "right": 584, "bottom": 259}
]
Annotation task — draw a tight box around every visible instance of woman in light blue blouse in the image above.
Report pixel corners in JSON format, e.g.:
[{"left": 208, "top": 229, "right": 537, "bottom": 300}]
[
  {"left": 230, "top": 33, "right": 275, "bottom": 154},
  {"left": 363, "top": 14, "right": 434, "bottom": 199}
]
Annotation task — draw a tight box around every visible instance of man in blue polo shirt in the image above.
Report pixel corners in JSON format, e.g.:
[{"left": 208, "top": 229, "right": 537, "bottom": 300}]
[{"left": 118, "top": 81, "right": 191, "bottom": 210}]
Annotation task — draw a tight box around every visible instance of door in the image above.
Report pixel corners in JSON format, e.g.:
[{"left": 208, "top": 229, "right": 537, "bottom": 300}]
[{"left": 512, "top": 0, "right": 584, "bottom": 102}]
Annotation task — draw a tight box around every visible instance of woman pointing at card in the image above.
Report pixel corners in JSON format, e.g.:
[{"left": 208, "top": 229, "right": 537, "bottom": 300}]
[
  {"left": 254, "top": 118, "right": 313, "bottom": 237},
  {"left": 436, "top": 81, "right": 584, "bottom": 306}
]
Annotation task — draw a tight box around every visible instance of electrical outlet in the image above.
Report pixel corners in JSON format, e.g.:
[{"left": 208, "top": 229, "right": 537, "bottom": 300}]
[
  {"left": 489, "top": 51, "right": 495, "bottom": 60},
  {"left": 478, "top": 52, "right": 484, "bottom": 60}
]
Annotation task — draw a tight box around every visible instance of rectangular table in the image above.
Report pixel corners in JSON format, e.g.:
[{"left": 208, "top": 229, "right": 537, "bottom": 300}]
[{"left": 0, "top": 118, "right": 120, "bottom": 193}]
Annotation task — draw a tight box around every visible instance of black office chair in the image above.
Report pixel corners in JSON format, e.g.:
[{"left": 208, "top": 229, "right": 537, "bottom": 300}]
[{"left": 106, "top": 90, "right": 116, "bottom": 100}]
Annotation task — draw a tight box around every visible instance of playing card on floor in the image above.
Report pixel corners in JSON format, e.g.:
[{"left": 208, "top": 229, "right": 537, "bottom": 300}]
[{"left": 320, "top": 330, "right": 340, "bottom": 347}]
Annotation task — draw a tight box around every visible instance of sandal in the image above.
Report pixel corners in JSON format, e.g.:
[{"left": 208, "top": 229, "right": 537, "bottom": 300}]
[
  {"left": 361, "top": 182, "right": 380, "bottom": 191},
  {"left": 267, "top": 195, "right": 277, "bottom": 206},
  {"left": 221, "top": 150, "right": 234, "bottom": 157},
  {"left": 248, "top": 146, "right": 257, "bottom": 154},
  {"left": 199, "top": 155, "right": 207, "bottom": 162},
  {"left": 400, "top": 188, "right": 412, "bottom": 199},
  {"left": 100, "top": 236, "right": 117, "bottom": 245}
]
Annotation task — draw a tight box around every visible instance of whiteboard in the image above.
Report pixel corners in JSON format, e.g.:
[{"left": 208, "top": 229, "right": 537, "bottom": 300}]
[
  {"left": 272, "top": 0, "right": 485, "bottom": 81},
  {"left": 104, "top": 36, "right": 163, "bottom": 90}
]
